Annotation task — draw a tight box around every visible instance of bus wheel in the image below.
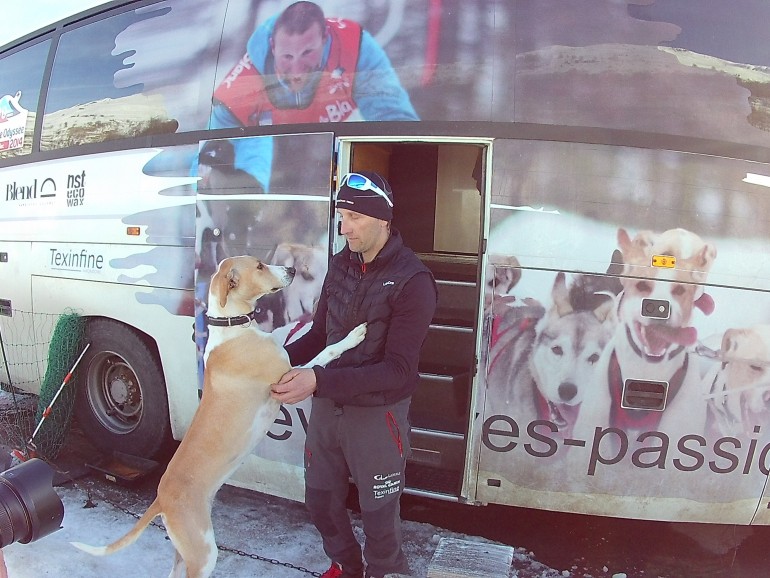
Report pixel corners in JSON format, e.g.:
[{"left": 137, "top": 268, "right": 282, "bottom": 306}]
[{"left": 75, "top": 318, "right": 173, "bottom": 460}]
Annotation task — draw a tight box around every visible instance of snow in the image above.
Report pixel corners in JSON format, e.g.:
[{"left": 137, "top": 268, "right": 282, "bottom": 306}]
[{"left": 0, "top": 476, "right": 568, "bottom": 578}]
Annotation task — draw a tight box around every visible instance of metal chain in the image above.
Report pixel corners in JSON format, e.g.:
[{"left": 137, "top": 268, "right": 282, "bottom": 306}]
[
  {"left": 216, "top": 543, "right": 321, "bottom": 576},
  {"left": 70, "top": 478, "right": 321, "bottom": 577}
]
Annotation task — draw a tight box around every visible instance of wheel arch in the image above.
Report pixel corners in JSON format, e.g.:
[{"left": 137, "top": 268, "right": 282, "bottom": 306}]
[{"left": 74, "top": 315, "right": 180, "bottom": 460}]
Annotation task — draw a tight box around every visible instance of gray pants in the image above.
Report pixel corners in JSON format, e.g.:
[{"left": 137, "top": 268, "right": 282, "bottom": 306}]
[{"left": 305, "top": 396, "right": 412, "bottom": 577}]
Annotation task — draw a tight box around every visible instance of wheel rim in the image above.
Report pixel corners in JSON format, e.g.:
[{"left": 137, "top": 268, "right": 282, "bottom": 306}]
[{"left": 85, "top": 352, "right": 144, "bottom": 435}]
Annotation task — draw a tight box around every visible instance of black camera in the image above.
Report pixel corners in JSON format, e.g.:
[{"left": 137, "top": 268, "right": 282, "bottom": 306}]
[{"left": 0, "top": 458, "right": 64, "bottom": 547}]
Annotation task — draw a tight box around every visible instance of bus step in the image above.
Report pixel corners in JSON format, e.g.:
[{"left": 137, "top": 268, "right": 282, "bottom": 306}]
[
  {"left": 405, "top": 463, "right": 461, "bottom": 496},
  {"left": 427, "top": 537, "right": 514, "bottom": 578}
]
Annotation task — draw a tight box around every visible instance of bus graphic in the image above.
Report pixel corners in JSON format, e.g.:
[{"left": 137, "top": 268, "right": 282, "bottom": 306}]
[
  {"left": 0, "top": 91, "right": 28, "bottom": 151},
  {"left": 2, "top": 0, "right": 770, "bottom": 529}
]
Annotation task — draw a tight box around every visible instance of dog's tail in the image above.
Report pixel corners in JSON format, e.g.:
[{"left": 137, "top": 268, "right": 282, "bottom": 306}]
[{"left": 71, "top": 499, "right": 162, "bottom": 556}]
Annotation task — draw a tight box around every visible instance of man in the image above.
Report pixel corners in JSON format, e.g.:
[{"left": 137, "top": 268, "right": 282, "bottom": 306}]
[
  {"left": 271, "top": 172, "right": 437, "bottom": 578},
  {"left": 211, "top": 2, "right": 419, "bottom": 190}
]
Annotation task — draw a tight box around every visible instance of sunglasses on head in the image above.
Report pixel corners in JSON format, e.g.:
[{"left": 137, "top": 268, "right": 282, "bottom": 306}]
[{"left": 339, "top": 173, "right": 393, "bottom": 207}]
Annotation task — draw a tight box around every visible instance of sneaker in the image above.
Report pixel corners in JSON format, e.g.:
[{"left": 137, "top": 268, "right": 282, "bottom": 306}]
[
  {"left": 321, "top": 561, "right": 364, "bottom": 578},
  {"left": 320, "top": 562, "right": 344, "bottom": 578}
]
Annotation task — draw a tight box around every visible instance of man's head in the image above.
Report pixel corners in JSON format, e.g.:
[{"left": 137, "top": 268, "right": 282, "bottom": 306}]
[
  {"left": 335, "top": 172, "right": 394, "bottom": 221},
  {"left": 335, "top": 172, "right": 394, "bottom": 262},
  {"left": 270, "top": 2, "right": 327, "bottom": 93}
]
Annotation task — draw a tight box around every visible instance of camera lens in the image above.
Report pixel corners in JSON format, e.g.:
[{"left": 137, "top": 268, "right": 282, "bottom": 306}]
[{"left": 0, "top": 459, "right": 64, "bottom": 547}]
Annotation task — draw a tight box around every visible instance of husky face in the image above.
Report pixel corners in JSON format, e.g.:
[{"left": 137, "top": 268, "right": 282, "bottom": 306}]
[{"left": 530, "top": 272, "right": 615, "bottom": 428}]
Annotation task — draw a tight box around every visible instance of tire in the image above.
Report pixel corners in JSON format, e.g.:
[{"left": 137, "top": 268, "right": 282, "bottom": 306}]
[{"left": 75, "top": 318, "right": 173, "bottom": 460}]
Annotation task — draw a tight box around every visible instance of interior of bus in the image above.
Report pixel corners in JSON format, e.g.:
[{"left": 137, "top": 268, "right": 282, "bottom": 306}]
[{"left": 346, "top": 141, "right": 486, "bottom": 500}]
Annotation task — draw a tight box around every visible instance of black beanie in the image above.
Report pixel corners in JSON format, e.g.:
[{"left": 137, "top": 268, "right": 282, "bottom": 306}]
[{"left": 335, "top": 171, "right": 394, "bottom": 221}]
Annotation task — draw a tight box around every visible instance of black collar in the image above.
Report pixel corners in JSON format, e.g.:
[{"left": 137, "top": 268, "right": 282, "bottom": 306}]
[{"left": 206, "top": 310, "right": 258, "bottom": 327}]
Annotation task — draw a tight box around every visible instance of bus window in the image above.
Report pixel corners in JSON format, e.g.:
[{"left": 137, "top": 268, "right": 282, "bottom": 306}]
[
  {"left": 41, "top": 0, "right": 227, "bottom": 150},
  {"left": 0, "top": 40, "right": 50, "bottom": 158}
]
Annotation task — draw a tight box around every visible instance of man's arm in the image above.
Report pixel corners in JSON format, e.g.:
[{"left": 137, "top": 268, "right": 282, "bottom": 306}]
[
  {"left": 208, "top": 105, "right": 274, "bottom": 192},
  {"left": 353, "top": 31, "right": 419, "bottom": 121}
]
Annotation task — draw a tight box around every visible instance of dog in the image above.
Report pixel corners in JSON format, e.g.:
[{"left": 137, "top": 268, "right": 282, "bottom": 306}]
[
  {"left": 528, "top": 272, "right": 617, "bottom": 439},
  {"left": 704, "top": 325, "right": 770, "bottom": 438},
  {"left": 251, "top": 243, "right": 328, "bottom": 349},
  {"left": 484, "top": 270, "right": 616, "bottom": 491},
  {"left": 73, "top": 255, "right": 366, "bottom": 578},
  {"left": 271, "top": 243, "right": 327, "bottom": 323},
  {"left": 485, "top": 255, "right": 522, "bottom": 307},
  {"left": 573, "top": 227, "right": 717, "bottom": 443},
  {"left": 487, "top": 271, "right": 616, "bottom": 436},
  {"left": 260, "top": 243, "right": 327, "bottom": 332}
]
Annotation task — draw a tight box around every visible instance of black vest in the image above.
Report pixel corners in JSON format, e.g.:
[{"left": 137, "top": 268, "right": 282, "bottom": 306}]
[{"left": 325, "top": 229, "right": 431, "bottom": 371}]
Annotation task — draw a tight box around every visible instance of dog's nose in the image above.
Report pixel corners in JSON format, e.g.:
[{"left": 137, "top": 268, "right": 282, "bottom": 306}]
[
  {"left": 287, "top": 267, "right": 296, "bottom": 277},
  {"left": 559, "top": 382, "right": 578, "bottom": 402}
]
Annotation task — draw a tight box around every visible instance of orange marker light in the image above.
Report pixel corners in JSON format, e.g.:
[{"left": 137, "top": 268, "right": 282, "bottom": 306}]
[{"left": 652, "top": 255, "right": 676, "bottom": 268}]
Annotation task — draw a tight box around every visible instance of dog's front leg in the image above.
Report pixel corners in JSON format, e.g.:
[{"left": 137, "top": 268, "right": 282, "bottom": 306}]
[{"left": 303, "top": 323, "right": 367, "bottom": 368}]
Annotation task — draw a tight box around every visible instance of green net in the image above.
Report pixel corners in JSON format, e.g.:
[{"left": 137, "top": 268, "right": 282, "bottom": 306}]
[
  {"left": 32, "top": 312, "right": 86, "bottom": 459},
  {"left": 0, "top": 309, "right": 85, "bottom": 460}
]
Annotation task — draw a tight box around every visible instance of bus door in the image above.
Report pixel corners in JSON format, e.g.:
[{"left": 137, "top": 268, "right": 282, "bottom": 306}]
[
  {"left": 195, "top": 132, "right": 335, "bottom": 500},
  {"left": 335, "top": 138, "right": 490, "bottom": 502}
]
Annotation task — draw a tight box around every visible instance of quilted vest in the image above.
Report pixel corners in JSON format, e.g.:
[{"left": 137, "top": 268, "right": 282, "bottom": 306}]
[{"left": 324, "top": 230, "right": 431, "bottom": 370}]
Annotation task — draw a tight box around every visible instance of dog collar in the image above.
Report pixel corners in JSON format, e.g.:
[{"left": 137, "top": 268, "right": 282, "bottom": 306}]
[{"left": 206, "top": 309, "right": 259, "bottom": 327}]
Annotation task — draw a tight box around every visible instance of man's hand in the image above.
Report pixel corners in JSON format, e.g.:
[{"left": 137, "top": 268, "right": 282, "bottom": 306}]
[{"left": 271, "top": 368, "right": 317, "bottom": 404}]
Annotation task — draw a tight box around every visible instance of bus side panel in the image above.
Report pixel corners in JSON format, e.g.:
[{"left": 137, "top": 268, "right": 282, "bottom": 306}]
[
  {"left": 0, "top": 145, "right": 200, "bottom": 437},
  {"left": 475, "top": 139, "right": 770, "bottom": 524},
  {"left": 195, "top": 133, "right": 334, "bottom": 501},
  {"left": 0, "top": 241, "right": 36, "bottom": 392},
  {"left": 31, "top": 275, "right": 198, "bottom": 440}
]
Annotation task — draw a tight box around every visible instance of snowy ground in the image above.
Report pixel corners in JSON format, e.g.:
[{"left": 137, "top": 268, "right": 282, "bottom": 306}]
[
  {"left": 1, "top": 422, "right": 763, "bottom": 577},
  {"left": 1, "top": 473, "right": 575, "bottom": 578}
]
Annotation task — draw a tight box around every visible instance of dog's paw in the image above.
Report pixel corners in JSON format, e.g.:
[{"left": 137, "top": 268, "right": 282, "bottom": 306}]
[{"left": 349, "top": 322, "right": 367, "bottom": 345}]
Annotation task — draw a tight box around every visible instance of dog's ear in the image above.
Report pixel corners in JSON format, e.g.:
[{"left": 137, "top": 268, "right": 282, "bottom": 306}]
[
  {"left": 696, "top": 242, "right": 717, "bottom": 271},
  {"left": 684, "top": 241, "right": 717, "bottom": 284},
  {"left": 212, "top": 259, "right": 238, "bottom": 308},
  {"left": 494, "top": 266, "right": 521, "bottom": 294},
  {"left": 219, "top": 267, "right": 241, "bottom": 308},
  {"left": 552, "top": 272, "right": 573, "bottom": 317},
  {"left": 593, "top": 295, "right": 616, "bottom": 323},
  {"left": 720, "top": 328, "right": 741, "bottom": 360}
]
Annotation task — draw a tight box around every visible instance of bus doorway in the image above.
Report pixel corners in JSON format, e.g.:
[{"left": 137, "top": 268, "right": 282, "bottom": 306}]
[{"left": 337, "top": 140, "right": 488, "bottom": 501}]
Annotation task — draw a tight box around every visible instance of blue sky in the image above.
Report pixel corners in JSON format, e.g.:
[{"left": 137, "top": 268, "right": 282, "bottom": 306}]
[{"left": 1, "top": 1, "right": 110, "bottom": 48}]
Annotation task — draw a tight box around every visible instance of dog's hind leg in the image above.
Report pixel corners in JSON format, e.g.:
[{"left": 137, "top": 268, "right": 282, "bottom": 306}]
[
  {"left": 168, "top": 550, "right": 185, "bottom": 578},
  {"left": 165, "top": 510, "right": 218, "bottom": 578}
]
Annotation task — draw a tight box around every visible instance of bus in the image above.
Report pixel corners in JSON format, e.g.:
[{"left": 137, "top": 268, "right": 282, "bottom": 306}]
[{"left": 2, "top": 0, "right": 770, "bottom": 526}]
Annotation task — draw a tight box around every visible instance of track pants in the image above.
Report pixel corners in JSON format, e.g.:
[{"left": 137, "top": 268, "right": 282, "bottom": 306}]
[{"left": 305, "top": 396, "right": 412, "bottom": 578}]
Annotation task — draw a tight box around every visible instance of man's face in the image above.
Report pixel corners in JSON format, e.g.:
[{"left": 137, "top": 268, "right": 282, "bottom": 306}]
[
  {"left": 271, "top": 23, "right": 325, "bottom": 92},
  {"left": 337, "top": 209, "right": 389, "bottom": 262}
]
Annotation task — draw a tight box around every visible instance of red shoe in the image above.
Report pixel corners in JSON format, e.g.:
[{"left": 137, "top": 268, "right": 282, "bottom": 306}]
[
  {"left": 320, "top": 562, "right": 344, "bottom": 578},
  {"left": 321, "top": 561, "right": 364, "bottom": 578}
]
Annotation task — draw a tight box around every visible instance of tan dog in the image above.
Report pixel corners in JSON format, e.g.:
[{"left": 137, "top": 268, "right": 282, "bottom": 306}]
[
  {"left": 72, "top": 255, "right": 366, "bottom": 578},
  {"left": 573, "top": 228, "right": 717, "bottom": 443},
  {"left": 705, "top": 325, "right": 770, "bottom": 437}
]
